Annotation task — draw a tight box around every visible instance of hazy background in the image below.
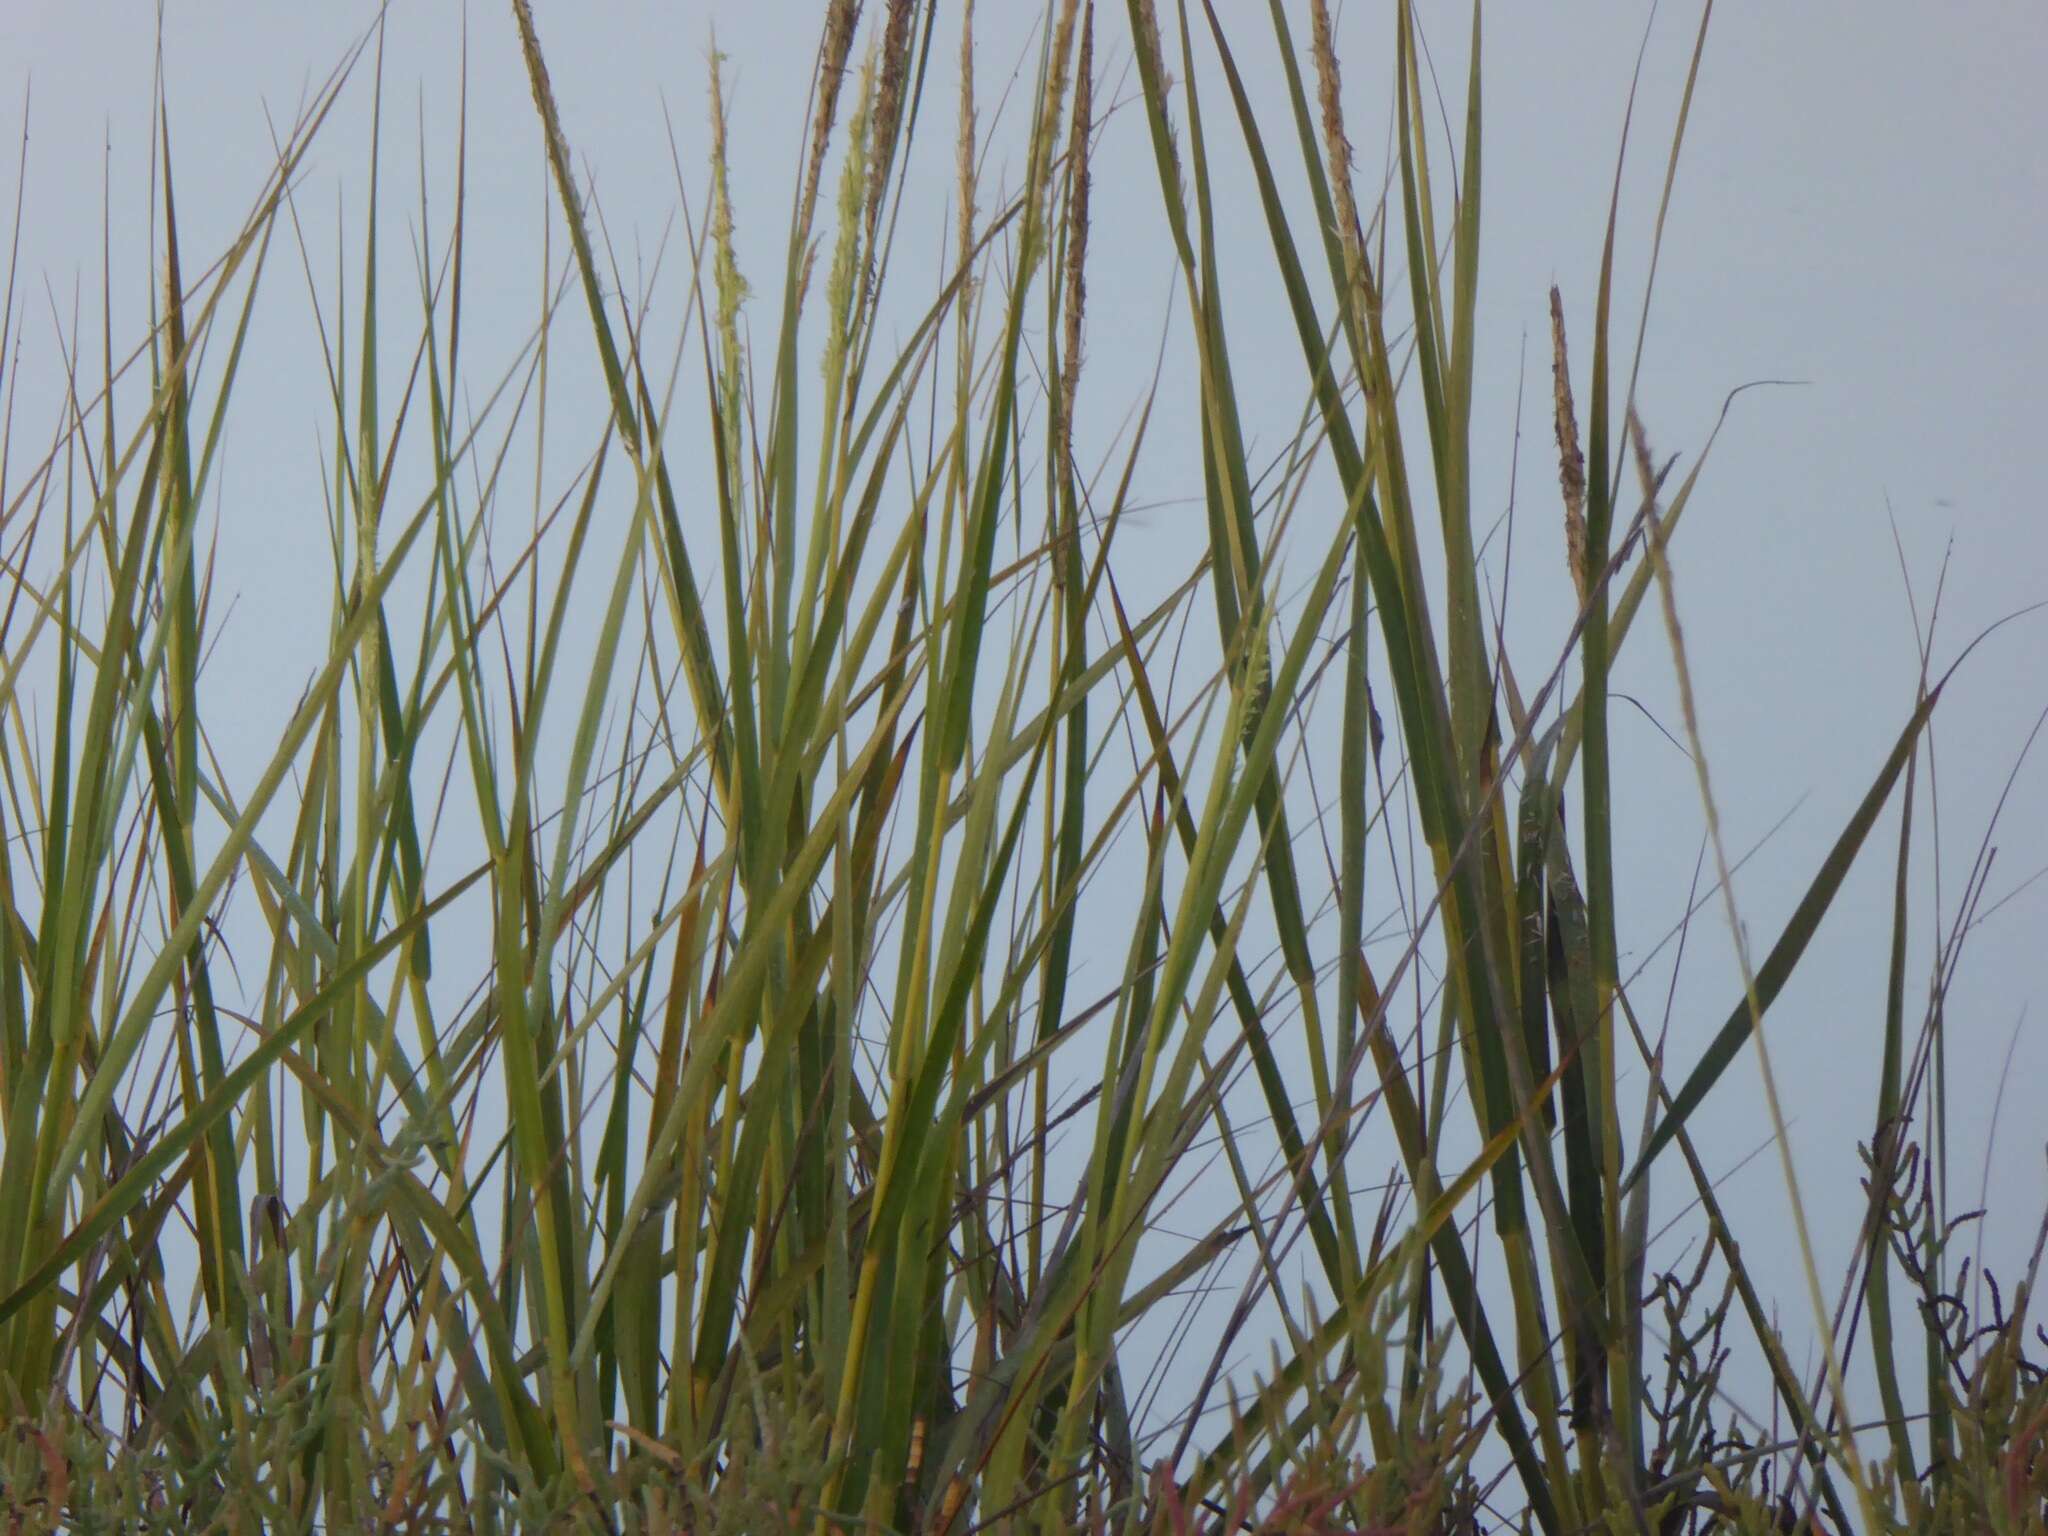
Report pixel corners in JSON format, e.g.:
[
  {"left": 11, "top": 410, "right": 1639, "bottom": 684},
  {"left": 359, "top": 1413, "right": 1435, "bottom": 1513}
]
[{"left": 6, "top": 0, "right": 2044, "bottom": 1477}]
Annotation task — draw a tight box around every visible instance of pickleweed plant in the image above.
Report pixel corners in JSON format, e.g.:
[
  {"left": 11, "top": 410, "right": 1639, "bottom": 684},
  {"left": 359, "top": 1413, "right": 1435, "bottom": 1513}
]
[{"left": 0, "top": 3, "right": 2037, "bottom": 1533}]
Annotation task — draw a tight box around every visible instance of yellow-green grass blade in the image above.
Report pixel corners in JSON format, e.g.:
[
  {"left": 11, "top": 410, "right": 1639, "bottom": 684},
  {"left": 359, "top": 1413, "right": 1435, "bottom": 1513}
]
[
  {"left": 40, "top": 420, "right": 460, "bottom": 1230},
  {"left": 509, "top": 0, "right": 733, "bottom": 819},
  {"left": 573, "top": 675, "right": 916, "bottom": 1366},
  {"left": 1359, "top": 41, "right": 1598, "bottom": 1467},
  {"left": 1100, "top": 571, "right": 1348, "bottom": 1289},
  {"left": 0, "top": 857, "right": 484, "bottom": 1326},
  {"left": 1, "top": 216, "right": 306, "bottom": 1320},
  {"left": 1183, "top": 2, "right": 1367, "bottom": 1290},
  {"left": 1544, "top": 827, "right": 1611, "bottom": 1430},
  {"left": 1133, "top": 0, "right": 1372, "bottom": 1300},
  {"left": 2, "top": 438, "right": 171, "bottom": 1320},
  {"left": 1165, "top": 22, "right": 1596, "bottom": 1502},
  {"left": 1359, "top": 969, "right": 1564, "bottom": 1536},
  {"left": 700, "top": 785, "right": 867, "bottom": 1393},
  {"left": 266, "top": 1018, "right": 556, "bottom": 1486},
  {"left": 1863, "top": 719, "right": 1921, "bottom": 1482},
  {"left": 1608, "top": 990, "right": 1854, "bottom": 1534},
  {"left": 1391, "top": 7, "right": 1484, "bottom": 783},
  {"left": 1184, "top": 1049, "right": 1573, "bottom": 1512},
  {"left": 1052, "top": 450, "right": 1367, "bottom": 1477},
  {"left": 686, "top": 911, "right": 839, "bottom": 1389},
  {"left": 832, "top": 628, "right": 1059, "bottom": 1500}
]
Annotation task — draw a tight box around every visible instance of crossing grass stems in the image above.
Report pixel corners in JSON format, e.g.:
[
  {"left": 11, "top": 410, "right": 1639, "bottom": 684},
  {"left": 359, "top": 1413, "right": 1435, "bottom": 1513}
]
[{"left": 0, "top": 2, "right": 2040, "bottom": 1532}]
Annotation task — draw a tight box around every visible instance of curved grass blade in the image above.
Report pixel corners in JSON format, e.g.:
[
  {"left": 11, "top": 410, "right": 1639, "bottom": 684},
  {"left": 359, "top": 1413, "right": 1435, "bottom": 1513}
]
[{"left": 1633, "top": 683, "right": 1943, "bottom": 1183}]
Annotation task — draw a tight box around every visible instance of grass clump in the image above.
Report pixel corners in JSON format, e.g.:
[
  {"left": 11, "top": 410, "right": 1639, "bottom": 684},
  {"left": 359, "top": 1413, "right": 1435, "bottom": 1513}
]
[{"left": 0, "top": 2, "right": 2040, "bottom": 1532}]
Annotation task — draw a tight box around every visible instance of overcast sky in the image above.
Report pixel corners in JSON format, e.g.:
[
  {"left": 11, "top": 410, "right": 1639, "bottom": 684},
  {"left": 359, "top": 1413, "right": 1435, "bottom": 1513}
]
[{"left": 7, "top": 0, "right": 2045, "bottom": 1477}]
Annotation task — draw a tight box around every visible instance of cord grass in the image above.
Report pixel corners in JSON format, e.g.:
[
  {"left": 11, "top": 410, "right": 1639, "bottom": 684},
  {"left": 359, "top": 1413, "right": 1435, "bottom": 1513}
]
[{"left": 0, "top": 4, "right": 2039, "bottom": 1533}]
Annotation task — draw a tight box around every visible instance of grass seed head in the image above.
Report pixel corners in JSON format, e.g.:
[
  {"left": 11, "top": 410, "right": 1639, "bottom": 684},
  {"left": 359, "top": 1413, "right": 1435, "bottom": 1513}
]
[
  {"left": 1055, "top": 4, "right": 1094, "bottom": 484},
  {"left": 1550, "top": 284, "right": 1588, "bottom": 602},
  {"left": 866, "top": 0, "right": 916, "bottom": 244},
  {"left": 801, "top": 0, "right": 864, "bottom": 243},
  {"left": 1310, "top": 0, "right": 1366, "bottom": 302}
]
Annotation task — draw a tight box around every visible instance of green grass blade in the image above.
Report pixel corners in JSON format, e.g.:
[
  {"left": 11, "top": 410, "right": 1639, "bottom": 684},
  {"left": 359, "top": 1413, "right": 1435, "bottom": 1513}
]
[{"left": 1634, "top": 684, "right": 1943, "bottom": 1181}]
